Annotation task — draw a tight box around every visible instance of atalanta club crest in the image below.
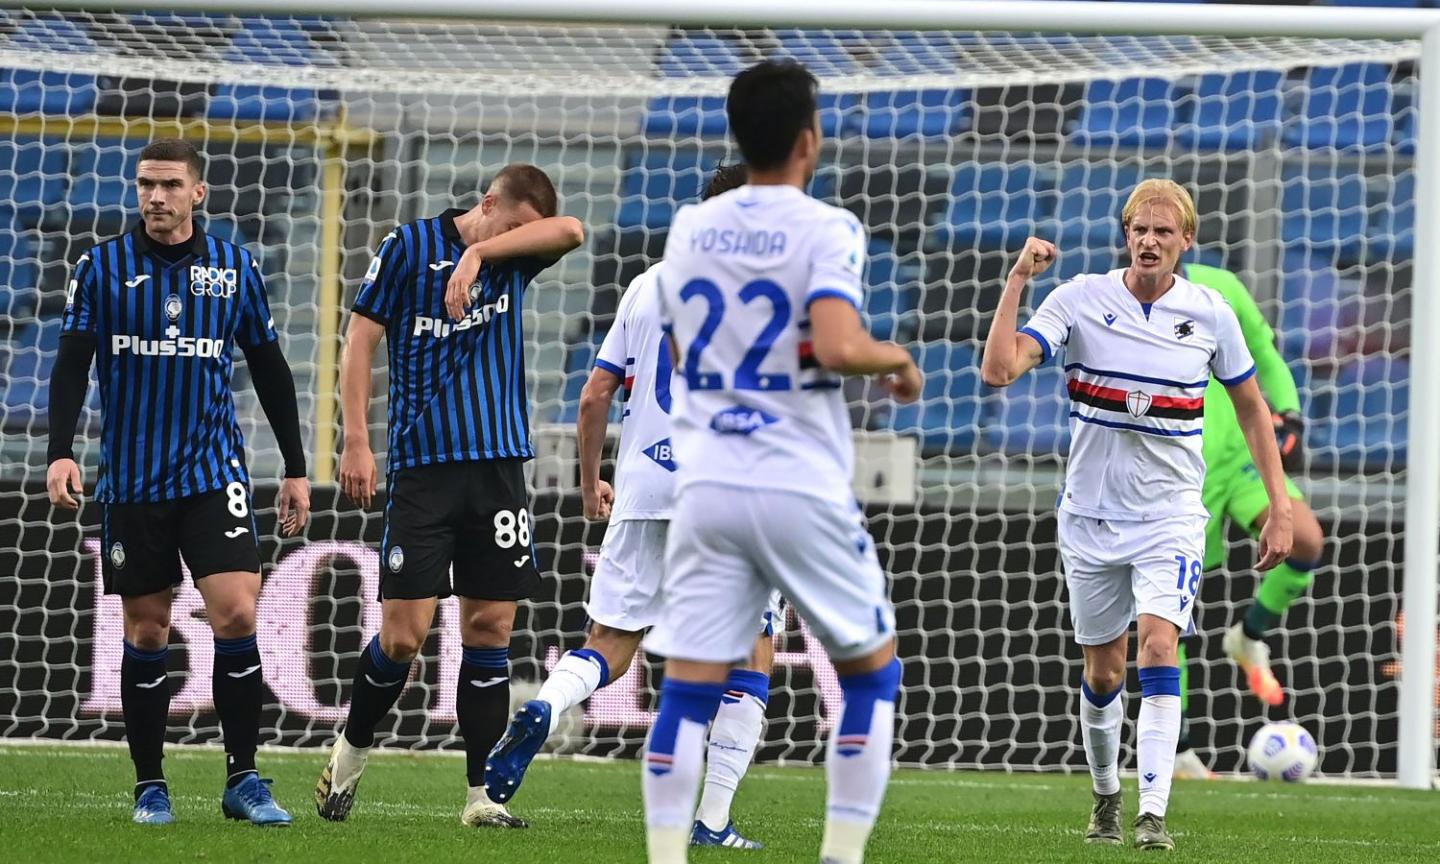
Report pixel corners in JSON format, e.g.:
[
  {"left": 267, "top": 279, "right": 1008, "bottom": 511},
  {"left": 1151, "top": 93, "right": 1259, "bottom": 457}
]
[
  {"left": 109, "top": 542, "right": 126, "bottom": 569},
  {"left": 388, "top": 545, "right": 405, "bottom": 572},
  {"left": 164, "top": 294, "right": 183, "bottom": 321},
  {"left": 1126, "top": 390, "right": 1152, "bottom": 418}
]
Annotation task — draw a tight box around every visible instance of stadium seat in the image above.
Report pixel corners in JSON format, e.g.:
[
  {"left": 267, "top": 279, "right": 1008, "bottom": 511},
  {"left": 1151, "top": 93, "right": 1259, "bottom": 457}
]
[
  {"left": 554, "top": 331, "right": 622, "bottom": 424},
  {"left": 875, "top": 32, "right": 954, "bottom": 76},
  {"left": 930, "top": 163, "right": 1053, "bottom": 252},
  {"left": 863, "top": 239, "right": 921, "bottom": 341},
  {"left": 1279, "top": 164, "right": 1367, "bottom": 262},
  {"left": 209, "top": 18, "right": 335, "bottom": 122},
  {"left": 0, "top": 216, "right": 41, "bottom": 321},
  {"left": 644, "top": 92, "right": 859, "bottom": 139},
  {"left": 1175, "top": 70, "right": 1284, "bottom": 150},
  {"left": 0, "top": 318, "right": 62, "bottom": 433},
  {"left": 1309, "top": 356, "right": 1409, "bottom": 470},
  {"left": 1055, "top": 161, "right": 1143, "bottom": 250},
  {"left": 66, "top": 138, "right": 146, "bottom": 225},
  {"left": 861, "top": 89, "right": 969, "bottom": 139},
  {"left": 1276, "top": 248, "right": 1364, "bottom": 359},
  {"left": 888, "top": 341, "right": 985, "bottom": 455},
  {"left": 980, "top": 362, "right": 1071, "bottom": 456},
  {"left": 1365, "top": 170, "right": 1414, "bottom": 261},
  {"left": 656, "top": 33, "right": 750, "bottom": 78},
  {"left": 1282, "top": 63, "right": 1395, "bottom": 151},
  {"left": 0, "top": 15, "right": 101, "bottom": 115},
  {"left": 614, "top": 149, "right": 718, "bottom": 231},
  {"left": 1069, "top": 77, "right": 1184, "bottom": 149},
  {"left": 772, "top": 29, "right": 863, "bottom": 78},
  {"left": 0, "top": 138, "right": 69, "bottom": 224}
]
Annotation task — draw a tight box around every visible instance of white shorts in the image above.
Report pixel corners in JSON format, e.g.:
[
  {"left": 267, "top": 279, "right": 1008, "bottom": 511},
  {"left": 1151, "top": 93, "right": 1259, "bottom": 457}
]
[
  {"left": 588, "top": 518, "right": 785, "bottom": 637},
  {"left": 646, "top": 485, "right": 894, "bottom": 664},
  {"left": 1057, "top": 510, "right": 1208, "bottom": 646}
]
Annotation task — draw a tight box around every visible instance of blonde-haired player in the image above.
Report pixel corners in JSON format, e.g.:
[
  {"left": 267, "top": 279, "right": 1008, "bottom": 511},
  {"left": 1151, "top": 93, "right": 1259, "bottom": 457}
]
[{"left": 981, "top": 179, "right": 1293, "bottom": 851}]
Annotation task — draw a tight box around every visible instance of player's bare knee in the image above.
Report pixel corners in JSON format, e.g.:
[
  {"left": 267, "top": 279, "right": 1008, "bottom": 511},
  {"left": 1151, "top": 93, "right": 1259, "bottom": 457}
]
[
  {"left": 1136, "top": 625, "right": 1181, "bottom": 669},
  {"left": 207, "top": 605, "right": 256, "bottom": 640},
  {"left": 125, "top": 621, "right": 170, "bottom": 651},
  {"left": 379, "top": 627, "right": 425, "bottom": 663},
  {"left": 460, "top": 600, "right": 515, "bottom": 647},
  {"left": 1083, "top": 664, "right": 1125, "bottom": 695},
  {"left": 1292, "top": 508, "right": 1325, "bottom": 563},
  {"left": 584, "top": 624, "right": 642, "bottom": 675}
]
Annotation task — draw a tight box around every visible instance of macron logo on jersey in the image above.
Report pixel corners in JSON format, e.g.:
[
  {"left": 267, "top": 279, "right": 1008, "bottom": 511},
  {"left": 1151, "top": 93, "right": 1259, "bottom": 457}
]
[
  {"left": 412, "top": 294, "right": 510, "bottom": 338},
  {"left": 643, "top": 438, "right": 677, "bottom": 472},
  {"left": 710, "top": 405, "right": 779, "bottom": 436}
]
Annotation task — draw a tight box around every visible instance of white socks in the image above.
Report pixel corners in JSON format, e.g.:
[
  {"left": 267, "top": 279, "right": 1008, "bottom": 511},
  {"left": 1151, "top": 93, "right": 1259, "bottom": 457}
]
[
  {"left": 643, "top": 680, "right": 725, "bottom": 864},
  {"left": 1136, "top": 665, "right": 1182, "bottom": 818},
  {"left": 535, "top": 648, "right": 608, "bottom": 736},
  {"left": 1080, "top": 680, "right": 1124, "bottom": 796},
  {"left": 696, "top": 678, "right": 767, "bottom": 831},
  {"left": 820, "top": 659, "right": 902, "bottom": 864}
]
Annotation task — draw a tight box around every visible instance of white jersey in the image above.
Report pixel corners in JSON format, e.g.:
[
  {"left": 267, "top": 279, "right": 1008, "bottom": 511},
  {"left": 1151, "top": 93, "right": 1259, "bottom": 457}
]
[
  {"left": 657, "top": 184, "right": 867, "bottom": 507},
  {"left": 594, "top": 264, "right": 675, "bottom": 522},
  {"left": 1021, "top": 269, "right": 1255, "bottom": 522}
]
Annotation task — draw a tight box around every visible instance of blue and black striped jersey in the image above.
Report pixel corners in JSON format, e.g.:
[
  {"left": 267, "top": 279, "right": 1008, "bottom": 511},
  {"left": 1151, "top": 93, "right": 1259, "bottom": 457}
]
[
  {"left": 351, "top": 209, "right": 547, "bottom": 472},
  {"left": 60, "top": 222, "right": 279, "bottom": 504}
]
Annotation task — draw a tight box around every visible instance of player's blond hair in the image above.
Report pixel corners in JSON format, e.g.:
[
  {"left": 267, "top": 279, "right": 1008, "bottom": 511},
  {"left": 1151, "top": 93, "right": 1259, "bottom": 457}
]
[{"left": 1121, "top": 179, "right": 1197, "bottom": 237}]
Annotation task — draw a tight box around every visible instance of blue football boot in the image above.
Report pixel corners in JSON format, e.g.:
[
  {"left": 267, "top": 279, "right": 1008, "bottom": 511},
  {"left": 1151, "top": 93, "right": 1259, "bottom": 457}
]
[
  {"left": 691, "top": 820, "right": 763, "bottom": 849},
  {"left": 484, "top": 699, "right": 551, "bottom": 804},
  {"left": 133, "top": 784, "right": 175, "bottom": 825},
  {"left": 221, "top": 774, "right": 293, "bottom": 827}
]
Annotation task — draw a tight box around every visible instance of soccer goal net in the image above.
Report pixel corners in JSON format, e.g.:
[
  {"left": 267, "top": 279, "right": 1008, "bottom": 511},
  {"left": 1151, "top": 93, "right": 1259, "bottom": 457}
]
[{"left": 0, "top": 5, "right": 1431, "bottom": 779}]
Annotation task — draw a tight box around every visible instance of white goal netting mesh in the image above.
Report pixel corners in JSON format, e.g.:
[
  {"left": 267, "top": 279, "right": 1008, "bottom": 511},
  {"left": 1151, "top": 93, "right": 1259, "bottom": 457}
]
[{"left": 0, "top": 9, "right": 1427, "bottom": 776}]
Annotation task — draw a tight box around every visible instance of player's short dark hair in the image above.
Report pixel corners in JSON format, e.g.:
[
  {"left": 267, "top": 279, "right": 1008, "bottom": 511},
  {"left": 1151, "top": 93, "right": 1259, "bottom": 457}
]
[
  {"left": 726, "top": 60, "right": 818, "bottom": 171},
  {"left": 490, "top": 163, "right": 558, "bottom": 219},
  {"left": 702, "top": 163, "right": 748, "bottom": 200},
  {"left": 138, "top": 138, "right": 203, "bottom": 179}
]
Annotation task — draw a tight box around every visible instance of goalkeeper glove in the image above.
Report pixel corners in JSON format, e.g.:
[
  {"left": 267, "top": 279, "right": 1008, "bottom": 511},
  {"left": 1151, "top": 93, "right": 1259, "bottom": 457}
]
[{"left": 1272, "top": 410, "right": 1305, "bottom": 473}]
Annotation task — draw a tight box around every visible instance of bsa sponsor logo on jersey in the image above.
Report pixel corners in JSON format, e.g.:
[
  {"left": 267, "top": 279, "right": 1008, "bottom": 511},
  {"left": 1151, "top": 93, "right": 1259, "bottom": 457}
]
[
  {"left": 710, "top": 405, "right": 780, "bottom": 436},
  {"left": 1125, "top": 390, "right": 1152, "bottom": 418},
  {"left": 643, "top": 438, "right": 677, "bottom": 472},
  {"left": 190, "top": 265, "right": 238, "bottom": 298}
]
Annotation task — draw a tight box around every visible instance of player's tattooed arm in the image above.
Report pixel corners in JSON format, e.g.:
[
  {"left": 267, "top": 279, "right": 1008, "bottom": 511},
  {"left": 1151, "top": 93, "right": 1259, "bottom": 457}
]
[
  {"left": 338, "top": 314, "right": 385, "bottom": 509},
  {"left": 981, "top": 236, "right": 1056, "bottom": 388},
  {"left": 577, "top": 366, "right": 621, "bottom": 521},
  {"left": 445, "top": 217, "right": 585, "bottom": 320},
  {"left": 1228, "top": 375, "right": 1294, "bottom": 570}
]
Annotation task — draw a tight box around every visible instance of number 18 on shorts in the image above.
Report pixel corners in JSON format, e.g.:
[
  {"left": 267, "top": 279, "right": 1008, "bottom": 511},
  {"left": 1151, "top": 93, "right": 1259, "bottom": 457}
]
[{"left": 1057, "top": 511, "right": 1209, "bottom": 645}]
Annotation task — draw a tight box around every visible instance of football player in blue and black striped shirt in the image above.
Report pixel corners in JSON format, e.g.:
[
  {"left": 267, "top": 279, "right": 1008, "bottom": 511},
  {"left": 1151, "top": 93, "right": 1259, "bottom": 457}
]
[
  {"left": 46, "top": 138, "right": 310, "bottom": 826},
  {"left": 315, "top": 164, "right": 583, "bottom": 828}
]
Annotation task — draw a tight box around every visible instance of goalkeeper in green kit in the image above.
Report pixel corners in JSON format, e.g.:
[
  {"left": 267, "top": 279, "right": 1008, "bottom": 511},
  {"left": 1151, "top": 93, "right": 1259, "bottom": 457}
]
[{"left": 1171, "top": 262, "right": 1326, "bottom": 780}]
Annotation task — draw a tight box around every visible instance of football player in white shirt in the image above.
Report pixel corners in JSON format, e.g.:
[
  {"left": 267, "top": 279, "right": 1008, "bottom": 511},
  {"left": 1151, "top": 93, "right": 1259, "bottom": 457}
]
[
  {"left": 483, "top": 165, "right": 780, "bottom": 850},
  {"left": 981, "top": 179, "right": 1293, "bottom": 852},
  {"left": 642, "top": 61, "right": 921, "bottom": 864}
]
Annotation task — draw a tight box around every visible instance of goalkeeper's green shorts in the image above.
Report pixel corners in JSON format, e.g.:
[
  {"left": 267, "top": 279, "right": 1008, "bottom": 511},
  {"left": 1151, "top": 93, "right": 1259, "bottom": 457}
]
[{"left": 1202, "top": 454, "right": 1304, "bottom": 570}]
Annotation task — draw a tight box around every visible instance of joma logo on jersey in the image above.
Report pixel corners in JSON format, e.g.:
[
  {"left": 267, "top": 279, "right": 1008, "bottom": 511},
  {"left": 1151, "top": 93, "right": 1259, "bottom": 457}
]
[
  {"left": 111, "top": 334, "right": 226, "bottom": 358},
  {"left": 190, "top": 265, "right": 238, "bottom": 297},
  {"left": 710, "top": 405, "right": 779, "bottom": 436},
  {"left": 412, "top": 294, "right": 510, "bottom": 337},
  {"left": 643, "top": 438, "right": 677, "bottom": 472}
]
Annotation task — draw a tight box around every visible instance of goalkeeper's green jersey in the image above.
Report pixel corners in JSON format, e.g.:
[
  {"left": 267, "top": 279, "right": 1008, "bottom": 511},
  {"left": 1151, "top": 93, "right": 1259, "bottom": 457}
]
[{"left": 1184, "top": 263, "right": 1301, "bottom": 465}]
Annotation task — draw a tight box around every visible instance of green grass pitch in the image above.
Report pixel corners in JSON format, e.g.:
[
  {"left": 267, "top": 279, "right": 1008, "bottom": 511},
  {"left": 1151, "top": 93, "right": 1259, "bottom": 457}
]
[{"left": 2, "top": 745, "right": 1437, "bottom": 863}]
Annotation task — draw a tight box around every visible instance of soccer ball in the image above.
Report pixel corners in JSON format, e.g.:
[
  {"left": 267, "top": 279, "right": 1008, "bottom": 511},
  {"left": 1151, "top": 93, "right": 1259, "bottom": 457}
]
[{"left": 1246, "top": 721, "right": 1319, "bottom": 782}]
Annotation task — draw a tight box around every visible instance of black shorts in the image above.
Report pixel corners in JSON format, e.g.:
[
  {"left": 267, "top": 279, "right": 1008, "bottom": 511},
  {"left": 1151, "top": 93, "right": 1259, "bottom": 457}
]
[
  {"left": 101, "top": 483, "right": 261, "bottom": 597},
  {"left": 380, "top": 460, "right": 541, "bottom": 601}
]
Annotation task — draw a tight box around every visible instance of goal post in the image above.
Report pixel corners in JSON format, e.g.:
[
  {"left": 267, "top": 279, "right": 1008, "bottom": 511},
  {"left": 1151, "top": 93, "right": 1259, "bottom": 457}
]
[{"left": 0, "top": 1, "right": 1434, "bottom": 788}]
